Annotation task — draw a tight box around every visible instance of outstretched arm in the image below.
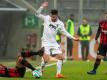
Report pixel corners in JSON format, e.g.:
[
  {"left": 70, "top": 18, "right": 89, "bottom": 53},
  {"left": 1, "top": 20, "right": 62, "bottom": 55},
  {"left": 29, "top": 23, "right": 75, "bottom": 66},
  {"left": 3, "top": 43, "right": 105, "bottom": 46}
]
[
  {"left": 60, "top": 24, "right": 79, "bottom": 41},
  {"left": 35, "top": 2, "right": 48, "bottom": 20}
]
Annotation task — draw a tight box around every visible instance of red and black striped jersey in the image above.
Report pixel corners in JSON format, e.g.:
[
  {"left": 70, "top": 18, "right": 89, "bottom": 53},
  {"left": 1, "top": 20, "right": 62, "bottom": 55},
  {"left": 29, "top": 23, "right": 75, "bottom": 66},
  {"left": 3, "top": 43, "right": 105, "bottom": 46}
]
[{"left": 95, "top": 20, "right": 107, "bottom": 45}]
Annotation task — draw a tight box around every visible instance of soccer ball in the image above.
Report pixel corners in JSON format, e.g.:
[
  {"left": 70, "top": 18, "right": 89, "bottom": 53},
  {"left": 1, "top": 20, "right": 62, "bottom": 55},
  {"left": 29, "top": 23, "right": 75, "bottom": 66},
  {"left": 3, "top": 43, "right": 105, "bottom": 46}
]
[{"left": 32, "top": 69, "right": 42, "bottom": 78}]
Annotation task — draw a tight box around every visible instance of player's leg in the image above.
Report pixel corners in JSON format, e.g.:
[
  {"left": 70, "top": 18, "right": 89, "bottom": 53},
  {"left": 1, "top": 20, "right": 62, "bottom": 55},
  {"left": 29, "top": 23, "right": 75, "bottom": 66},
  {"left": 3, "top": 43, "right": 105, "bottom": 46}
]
[
  {"left": 55, "top": 53, "right": 64, "bottom": 78},
  {"left": 87, "top": 55, "right": 103, "bottom": 74},
  {"left": 87, "top": 44, "right": 106, "bottom": 74},
  {"left": 16, "top": 56, "right": 35, "bottom": 71},
  {"left": 52, "top": 47, "right": 64, "bottom": 78},
  {"left": 40, "top": 53, "right": 50, "bottom": 74},
  {"left": 20, "top": 47, "right": 44, "bottom": 58},
  {"left": 6, "top": 55, "right": 35, "bottom": 78},
  {"left": 40, "top": 47, "right": 50, "bottom": 74}
]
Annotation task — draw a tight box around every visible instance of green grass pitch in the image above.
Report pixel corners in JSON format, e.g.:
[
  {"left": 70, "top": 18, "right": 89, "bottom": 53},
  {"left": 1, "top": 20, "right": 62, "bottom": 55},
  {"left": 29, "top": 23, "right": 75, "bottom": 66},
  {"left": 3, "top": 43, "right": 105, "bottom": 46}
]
[{"left": 0, "top": 61, "right": 107, "bottom": 80}]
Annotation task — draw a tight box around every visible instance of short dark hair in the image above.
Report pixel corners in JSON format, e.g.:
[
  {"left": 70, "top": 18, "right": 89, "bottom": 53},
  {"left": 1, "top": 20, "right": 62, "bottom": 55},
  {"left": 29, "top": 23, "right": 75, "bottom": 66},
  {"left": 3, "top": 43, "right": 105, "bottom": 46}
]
[
  {"left": 83, "top": 17, "right": 88, "bottom": 21},
  {"left": 51, "top": 9, "right": 58, "bottom": 15}
]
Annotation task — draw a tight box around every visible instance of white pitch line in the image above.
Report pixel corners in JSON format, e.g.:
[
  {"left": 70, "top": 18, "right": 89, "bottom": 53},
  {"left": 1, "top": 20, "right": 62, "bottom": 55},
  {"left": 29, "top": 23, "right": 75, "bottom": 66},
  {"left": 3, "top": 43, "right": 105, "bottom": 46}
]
[{"left": 26, "top": 61, "right": 66, "bottom": 72}]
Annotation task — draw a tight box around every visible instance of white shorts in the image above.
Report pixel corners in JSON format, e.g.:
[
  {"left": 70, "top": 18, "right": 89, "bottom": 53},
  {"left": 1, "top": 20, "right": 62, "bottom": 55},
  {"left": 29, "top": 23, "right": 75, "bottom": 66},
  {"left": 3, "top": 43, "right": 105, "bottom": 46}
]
[{"left": 44, "top": 46, "right": 62, "bottom": 56}]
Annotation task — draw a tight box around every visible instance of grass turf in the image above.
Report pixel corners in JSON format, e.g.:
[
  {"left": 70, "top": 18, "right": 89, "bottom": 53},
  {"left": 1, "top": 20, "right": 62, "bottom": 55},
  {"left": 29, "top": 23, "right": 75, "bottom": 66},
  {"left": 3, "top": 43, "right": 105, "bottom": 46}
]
[{"left": 0, "top": 61, "right": 107, "bottom": 80}]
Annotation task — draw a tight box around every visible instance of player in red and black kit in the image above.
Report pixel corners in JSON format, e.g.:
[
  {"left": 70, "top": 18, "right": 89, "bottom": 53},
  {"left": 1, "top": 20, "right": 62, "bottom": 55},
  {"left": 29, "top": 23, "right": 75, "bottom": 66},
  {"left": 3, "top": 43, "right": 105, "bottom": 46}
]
[
  {"left": 87, "top": 12, "right": 107, "bottom": 75},
  {"left": 0, "top": 48, "right": 44, "bottom": 77}
]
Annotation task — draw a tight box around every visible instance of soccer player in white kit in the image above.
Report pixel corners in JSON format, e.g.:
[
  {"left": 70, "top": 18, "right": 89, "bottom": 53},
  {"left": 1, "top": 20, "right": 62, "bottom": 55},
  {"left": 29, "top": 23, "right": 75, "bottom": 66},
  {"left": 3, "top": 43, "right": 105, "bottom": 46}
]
[{"left": 35, "top": 2, "right": 79, "bottom": 78}]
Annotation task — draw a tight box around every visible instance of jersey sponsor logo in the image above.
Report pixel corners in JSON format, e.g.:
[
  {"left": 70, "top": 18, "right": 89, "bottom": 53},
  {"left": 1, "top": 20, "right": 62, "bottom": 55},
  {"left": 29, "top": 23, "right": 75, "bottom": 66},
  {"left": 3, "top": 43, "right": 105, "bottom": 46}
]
[{"left": 49, "top": 24, "right": 58, "bottom": 30}]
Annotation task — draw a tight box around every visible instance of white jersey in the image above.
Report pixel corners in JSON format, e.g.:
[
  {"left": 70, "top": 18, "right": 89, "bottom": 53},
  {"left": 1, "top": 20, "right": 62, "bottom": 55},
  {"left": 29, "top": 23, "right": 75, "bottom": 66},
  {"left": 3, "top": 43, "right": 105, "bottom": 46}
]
[{"left": 35, "top": 7, "right": 75, "bottom": 47}]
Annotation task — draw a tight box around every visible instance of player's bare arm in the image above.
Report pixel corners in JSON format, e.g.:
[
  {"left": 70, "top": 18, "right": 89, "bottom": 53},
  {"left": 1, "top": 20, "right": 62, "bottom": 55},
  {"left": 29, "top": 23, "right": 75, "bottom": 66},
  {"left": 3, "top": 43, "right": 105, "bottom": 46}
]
[{"left": 35, "top": 2, "right": 48, "bottom": 20}]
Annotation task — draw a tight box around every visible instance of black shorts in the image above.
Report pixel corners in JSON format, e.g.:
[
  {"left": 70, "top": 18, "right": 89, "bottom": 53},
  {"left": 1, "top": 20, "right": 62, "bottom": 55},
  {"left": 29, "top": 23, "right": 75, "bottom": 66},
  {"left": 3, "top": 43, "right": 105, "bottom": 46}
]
[{"left": 97, "top": 44, "right": 107, "bottom": 56}]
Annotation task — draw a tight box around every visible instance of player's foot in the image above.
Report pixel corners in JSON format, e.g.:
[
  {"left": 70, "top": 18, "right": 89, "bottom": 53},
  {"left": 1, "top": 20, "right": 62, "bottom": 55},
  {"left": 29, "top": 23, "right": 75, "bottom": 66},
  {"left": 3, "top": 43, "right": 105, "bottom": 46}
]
[
  {"left": 56, "top": 74, "right": 64, "bottom": 78},
  {"left": 87, "top": 70, "right": 96, "bottom": 75}
]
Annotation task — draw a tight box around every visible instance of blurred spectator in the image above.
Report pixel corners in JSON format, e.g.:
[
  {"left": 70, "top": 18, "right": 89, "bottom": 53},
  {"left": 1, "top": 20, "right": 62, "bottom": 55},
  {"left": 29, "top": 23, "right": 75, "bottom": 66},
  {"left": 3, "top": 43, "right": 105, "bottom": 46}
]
[
  {"left": 26, "top": 33, "right": 37, "bottom": 51},
  {"left": 66, "top": 14, "right": 75, "bottom": 60},
  {"left": 77, "top": 18, "right": 92, "bottom": 61}
]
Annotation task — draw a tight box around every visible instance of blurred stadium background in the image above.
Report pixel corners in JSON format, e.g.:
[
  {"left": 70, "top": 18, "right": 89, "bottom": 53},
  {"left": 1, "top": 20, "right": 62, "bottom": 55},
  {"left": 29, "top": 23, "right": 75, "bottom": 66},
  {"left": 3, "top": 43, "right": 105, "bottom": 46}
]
[{"left": 0, "top": 0, "right": 107, "bottom": 60}]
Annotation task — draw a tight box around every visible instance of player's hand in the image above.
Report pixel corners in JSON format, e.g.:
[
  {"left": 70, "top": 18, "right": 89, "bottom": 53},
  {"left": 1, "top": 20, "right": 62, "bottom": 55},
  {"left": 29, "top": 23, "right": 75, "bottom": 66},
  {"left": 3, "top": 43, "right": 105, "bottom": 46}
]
[
  {"left": 41, "top": 2, "right": 48, "bottom": 8},
  {"left": 74, "top": 38, "right": 79, "bottom": 41}
]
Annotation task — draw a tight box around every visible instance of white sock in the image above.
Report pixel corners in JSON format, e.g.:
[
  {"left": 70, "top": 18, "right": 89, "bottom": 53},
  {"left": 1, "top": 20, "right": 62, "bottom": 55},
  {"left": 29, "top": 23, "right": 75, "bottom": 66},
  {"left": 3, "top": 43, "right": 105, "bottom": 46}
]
[{"left": 56, "top": 60, "right": 63, "bottom": 74}]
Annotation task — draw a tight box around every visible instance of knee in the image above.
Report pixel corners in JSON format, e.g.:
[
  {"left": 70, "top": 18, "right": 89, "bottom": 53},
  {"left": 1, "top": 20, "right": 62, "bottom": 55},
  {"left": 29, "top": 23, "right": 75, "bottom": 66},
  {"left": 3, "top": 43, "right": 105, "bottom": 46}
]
[
  {"left": 59, "top": 57, "right": 64, "bottom": 60},
  {"left": 58, "top": 55, "right": 64, "bottom": 60}
]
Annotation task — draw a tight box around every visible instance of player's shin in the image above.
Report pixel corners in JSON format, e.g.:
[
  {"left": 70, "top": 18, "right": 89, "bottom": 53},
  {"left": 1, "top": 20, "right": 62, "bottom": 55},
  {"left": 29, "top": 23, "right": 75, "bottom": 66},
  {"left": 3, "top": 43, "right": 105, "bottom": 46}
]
[
  {"left": 93, "top": 58, "right": 101, "bottom": 71},
  {"left": 40, "top": 60, "right": 47, "bottom": 74},
  {"left": 20, "top": 59, "right": 35, "bottom": 71},
  {"left": 56, "top": 60, "right": 63, "bottom": 74}
]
